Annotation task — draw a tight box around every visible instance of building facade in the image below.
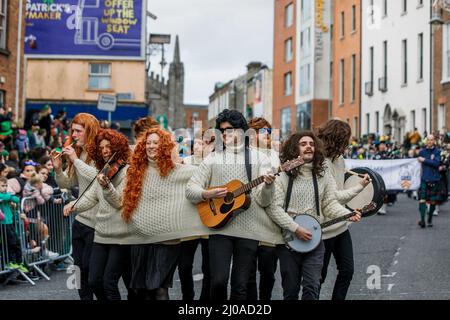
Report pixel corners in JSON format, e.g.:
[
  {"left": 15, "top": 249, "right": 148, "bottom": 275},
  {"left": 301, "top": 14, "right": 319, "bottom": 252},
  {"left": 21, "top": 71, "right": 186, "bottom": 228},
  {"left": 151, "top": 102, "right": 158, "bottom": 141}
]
[
  {"left": 273, "top": 0, "right": 333, "bottom": 139},
  {"left": 332, "top": 0, "right": 362, "bottom": 137},
  {"left": 24, "top": 0, "right": 148, "bottom": 129},
  {"left": 361, "top": 0, "right": 431, "bottom": 141},
  {"left": 208, "top": 62, "right": 271, "bottom": 124},
  {"left": 0, "top": 0, "right": 26, "bottom": 121},
  {"left": 432, "top": 3, "right": 450, "bottom": 133}
]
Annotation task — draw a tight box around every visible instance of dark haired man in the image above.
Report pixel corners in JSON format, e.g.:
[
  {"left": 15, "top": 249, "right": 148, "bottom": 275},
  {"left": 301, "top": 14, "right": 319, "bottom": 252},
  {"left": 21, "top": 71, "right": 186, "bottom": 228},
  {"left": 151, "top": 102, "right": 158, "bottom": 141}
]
[
  {"left": 266, "top": 131, "right": 361, "bottom": 300},
  {"left": 317, "top": 119, "right": 370, "bottom": 300},
  {"left": 186, "top": 109, "right": 282, "bottom": 300}
]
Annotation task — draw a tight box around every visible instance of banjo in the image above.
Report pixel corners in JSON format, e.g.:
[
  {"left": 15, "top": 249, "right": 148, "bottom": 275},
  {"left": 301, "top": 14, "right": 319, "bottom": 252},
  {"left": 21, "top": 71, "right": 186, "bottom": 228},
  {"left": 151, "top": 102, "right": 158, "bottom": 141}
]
[{"left": 284, "top": 203, "right": 376, "bottom": 253}]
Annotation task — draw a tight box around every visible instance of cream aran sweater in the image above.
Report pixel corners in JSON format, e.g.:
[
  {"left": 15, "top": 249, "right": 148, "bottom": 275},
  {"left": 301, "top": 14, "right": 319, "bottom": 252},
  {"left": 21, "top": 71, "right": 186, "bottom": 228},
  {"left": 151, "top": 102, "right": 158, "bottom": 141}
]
[
  {"left": 322, "top": 157, "right": 364, "bottom": 240},
  {"left": 129, "top": 161, "right": 211, "bottom": 244},
  {"left": 55, "top": 151, "right": 98, "bottom": 228},
  {"left": 186, "top": 145, "right": 284, "bottom": 245},
  {"left": 73, "top": 165, "right": 143, "bottom": 245},
  {"left": 265, "top": 163, "right": 352, "bottom": 237}
]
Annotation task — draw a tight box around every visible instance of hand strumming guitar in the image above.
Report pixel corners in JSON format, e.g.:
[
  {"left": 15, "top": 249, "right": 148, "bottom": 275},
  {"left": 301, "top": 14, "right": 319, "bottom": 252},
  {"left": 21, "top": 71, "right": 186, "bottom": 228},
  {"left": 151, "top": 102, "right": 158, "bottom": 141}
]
[{"left": 202, "top": 188, "right": 228, "bottom": 200}]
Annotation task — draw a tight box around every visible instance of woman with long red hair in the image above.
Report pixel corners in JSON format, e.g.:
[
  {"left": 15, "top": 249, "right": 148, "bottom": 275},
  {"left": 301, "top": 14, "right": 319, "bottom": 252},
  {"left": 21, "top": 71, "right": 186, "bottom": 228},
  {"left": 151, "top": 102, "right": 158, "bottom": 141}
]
[
  {"left": 64, "top": 129, "right": 140, "bottom": 300},
  {"left": 52, "top": 113, "right": 100, "bottom": 300},
  {"left": 122, "top": 127, "right": 209, "bottom": 300}
]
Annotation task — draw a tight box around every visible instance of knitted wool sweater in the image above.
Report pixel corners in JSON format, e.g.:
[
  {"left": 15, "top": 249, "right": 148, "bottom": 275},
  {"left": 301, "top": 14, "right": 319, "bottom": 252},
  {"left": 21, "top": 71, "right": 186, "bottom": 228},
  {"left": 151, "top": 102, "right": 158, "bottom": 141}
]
[
  {"left": 186, "top": 145, "right": 284, "bottom": 245},
  {"left": 128, "top": 161, "right": 211, "bottom": 244},
  {"left": 265, "top": 163, "right": 352, "bottom": 237},
  {"left": 73, "top": 165, "right": 142, "bottom": 245},
  {"left": 55, "top": 151, "right": 98, "bottom": 228},
  {"left": 322, "top": 156, "right": 364, "bottom": 240}
]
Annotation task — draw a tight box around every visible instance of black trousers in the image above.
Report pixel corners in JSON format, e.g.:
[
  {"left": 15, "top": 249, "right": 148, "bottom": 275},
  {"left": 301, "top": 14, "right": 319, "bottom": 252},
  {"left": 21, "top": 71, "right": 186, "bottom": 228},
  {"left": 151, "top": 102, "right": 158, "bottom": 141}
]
[
  {"left": 177, "top": 238, "right": 210, "bottom": 301},
  {"left": 1, "top": 224, "right": 23, "bottom": 264},
  {"left": 208, "top": 235, "right": 258, "bottom": 300},
  {"left": 88, "top": 242, "right": 133, "bottom": 300},
  {"left": 72, "top": 220, "right": 95, "bottom": 300},
  {"left": 247, "top": 245, "right": 278, "bottom": 300},
  {"left": 320, "top": 230, "right": 354, "bottom": 300},
  {"left": 277, "top": 241, "right": 325, "bottom": 300}
]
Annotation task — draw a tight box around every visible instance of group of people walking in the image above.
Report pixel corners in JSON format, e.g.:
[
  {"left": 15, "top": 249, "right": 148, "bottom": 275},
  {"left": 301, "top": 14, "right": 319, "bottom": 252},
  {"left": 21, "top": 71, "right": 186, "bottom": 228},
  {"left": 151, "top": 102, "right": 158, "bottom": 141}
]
[{"left": 54, "top": 110, "right": 373, "bottom": 301}]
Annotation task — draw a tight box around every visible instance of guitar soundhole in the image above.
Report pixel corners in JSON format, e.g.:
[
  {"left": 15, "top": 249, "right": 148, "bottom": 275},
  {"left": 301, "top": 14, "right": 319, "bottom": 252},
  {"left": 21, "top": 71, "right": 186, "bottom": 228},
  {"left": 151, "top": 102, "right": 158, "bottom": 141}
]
[
  {"left": 224, "top": 192, "right": 234, "bottom": 204},
  {"left": 220, "top": 201, "right": 235, "bottom": 214}
]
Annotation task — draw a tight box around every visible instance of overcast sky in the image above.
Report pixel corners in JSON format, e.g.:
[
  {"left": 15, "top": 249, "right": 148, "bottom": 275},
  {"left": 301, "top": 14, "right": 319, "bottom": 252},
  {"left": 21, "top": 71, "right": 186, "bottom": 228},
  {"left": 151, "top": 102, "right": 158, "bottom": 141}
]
[{"left": 147, "top": 0, "right": 274, "bottom": 105}]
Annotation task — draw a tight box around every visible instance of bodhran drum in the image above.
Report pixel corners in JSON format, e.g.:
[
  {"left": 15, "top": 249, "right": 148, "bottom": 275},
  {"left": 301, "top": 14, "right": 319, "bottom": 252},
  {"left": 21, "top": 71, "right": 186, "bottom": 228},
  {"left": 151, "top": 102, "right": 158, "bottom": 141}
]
[{"left": 344, "top": 167, "right": 386, "bottom": 217}]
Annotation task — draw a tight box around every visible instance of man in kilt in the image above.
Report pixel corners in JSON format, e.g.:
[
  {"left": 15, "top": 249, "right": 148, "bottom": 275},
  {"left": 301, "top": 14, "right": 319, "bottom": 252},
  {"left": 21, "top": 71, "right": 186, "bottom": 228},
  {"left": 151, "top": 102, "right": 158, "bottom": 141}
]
[{"left": 417, "top": 135, "right": 442, "bottom": 228}]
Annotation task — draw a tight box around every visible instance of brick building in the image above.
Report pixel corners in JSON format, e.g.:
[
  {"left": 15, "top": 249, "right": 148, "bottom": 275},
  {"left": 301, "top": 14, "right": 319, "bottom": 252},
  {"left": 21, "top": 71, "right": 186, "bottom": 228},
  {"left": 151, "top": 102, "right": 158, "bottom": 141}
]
[
  {"left": 273, "top": 0, "right": 296, "bottom": 138},
  {"left": 332, "top": 0, "right": 361, "bottom": 137},
  {"left": 432, "top": 4, "right": 450, "bottom": 133},
  {"left": 0, "top": 0, "right": 26, "bottom": 121}
]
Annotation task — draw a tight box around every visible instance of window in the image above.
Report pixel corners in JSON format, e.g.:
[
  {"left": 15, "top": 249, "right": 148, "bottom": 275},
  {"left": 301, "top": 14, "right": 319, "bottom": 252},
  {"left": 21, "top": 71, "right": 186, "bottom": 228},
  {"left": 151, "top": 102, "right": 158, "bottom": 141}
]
[
  {"left": 351, "top": 5, "right": 356, "bottom": 32},
  {"left": 301, "top": 0, "right": 312, "bottom": 21},
  {"left": 402, "top": 0, "right": 407, "bottom": 14},
  {"left": 383, "top": 0, "right": 387, "bottom": 17},
  {"left": 422, "top": 108, "right": 427, "bottom": 133},
  {"left": 383, "top": 41, "right": 388, "bottom": 79},
  {"left": 281, "top": 107, "right": 291, "bottom": 138},
  {"left": 443, "top": 23, "right": 450, "bottom": 82},
  {"left": 300, "top": 64, "right": 310, "bottom": 96},
  {"left": 300, "top": 27, "right": 311, "bottom": 57},
  {"left": 340, "top": 11, "right": 345, "bottom": 38},
  {"left": 418, "top": 0, "right": 423, "bottom": 7},
  {"left": 402, "top": 39, "right": 408, "bottom": 85},
  {"left": 88, "top": 63, "right": 111, "bottom": 89},
  {"left": 297, "top": 102, "right": 311, "bottom": 130},
  {"left": 285, "top": 3, "right": 294, "bottom": 28},
  {"left": 370, "top": 0, "right": 374, "bottom": 24},
  {"left": 353, "top": 116, "right": 358, "bottom": 136},
  {"left": 284, "top": 72, "right": 292, "bottom": 96},
  {"left": 375, "top": 111, "right": 380, "bottom": 133},
  {"left": 351, "top": 54, "right": 356, "bottom": 102},
  {"left": 438, "top": 105, "right": 446, "bottom": 131},
  {"left": 370, "top": 46, "right": 374, "bottom": 83},
  {"left": 418, "top": 33, "right": 423, "bottom": 80},
  {"left": 0, "top": 0, "right": 6, "bottom": 50},
  {"left": 366, "top": 113, "right": 370, "bottom": 134},
  {"left": 411, "top": 110, "right": 416, "bottom": 131},
  {"left": 339, "top": 59, "right": 345, "bottom": 104},
  {"left": 285, "top": 38, "right": 293, "bottom": 62},
  {"left": 0, "top": 90, "right": 4, "bottom": 108}
]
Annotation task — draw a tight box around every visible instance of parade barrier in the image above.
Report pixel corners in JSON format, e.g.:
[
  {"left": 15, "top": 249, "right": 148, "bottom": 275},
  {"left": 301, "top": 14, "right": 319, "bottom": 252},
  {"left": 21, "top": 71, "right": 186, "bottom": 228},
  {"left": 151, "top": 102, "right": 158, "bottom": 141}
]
[
  {"left": 0, "top": 204, "right": 37, "bottom": 285},
  {"left": 17, "top": 193, "right": 74, "bottom": 285}
]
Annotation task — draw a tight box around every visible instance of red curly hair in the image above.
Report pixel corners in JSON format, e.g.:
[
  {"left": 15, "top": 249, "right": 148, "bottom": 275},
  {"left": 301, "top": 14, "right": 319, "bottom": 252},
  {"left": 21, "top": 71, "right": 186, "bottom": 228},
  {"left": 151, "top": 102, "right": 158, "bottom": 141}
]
[
  {"left": 86, "top": 129, "right": 131, "bottom": 170},
  {"left": 122, "top": 128, "right": 176, "bottom": 222}
]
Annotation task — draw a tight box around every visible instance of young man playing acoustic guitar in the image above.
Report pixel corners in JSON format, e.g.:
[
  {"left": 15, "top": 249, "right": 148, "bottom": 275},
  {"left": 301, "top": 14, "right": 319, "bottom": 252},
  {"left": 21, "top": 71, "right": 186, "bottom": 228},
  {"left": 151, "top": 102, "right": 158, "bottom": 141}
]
[
  {"left": 186, "top": 109, "right": 283, "bottom": 300},
  {"left": 265, "top": 131, "right": 361, "bottom": 300}
]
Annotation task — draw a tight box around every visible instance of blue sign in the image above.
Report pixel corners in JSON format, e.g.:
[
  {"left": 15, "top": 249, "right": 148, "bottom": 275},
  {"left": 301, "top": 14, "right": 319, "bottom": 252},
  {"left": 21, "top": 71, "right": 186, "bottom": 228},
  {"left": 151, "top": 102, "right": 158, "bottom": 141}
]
[{"left": 25, "top": 0, "right": 145, "bottom": 59}]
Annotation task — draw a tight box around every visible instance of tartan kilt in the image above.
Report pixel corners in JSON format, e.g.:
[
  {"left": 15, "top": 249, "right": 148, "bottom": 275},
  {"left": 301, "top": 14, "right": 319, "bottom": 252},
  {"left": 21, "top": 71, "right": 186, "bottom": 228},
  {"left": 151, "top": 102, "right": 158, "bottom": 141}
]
[{"left": 419, "top": 180, "right": 444, "bottom": 202}]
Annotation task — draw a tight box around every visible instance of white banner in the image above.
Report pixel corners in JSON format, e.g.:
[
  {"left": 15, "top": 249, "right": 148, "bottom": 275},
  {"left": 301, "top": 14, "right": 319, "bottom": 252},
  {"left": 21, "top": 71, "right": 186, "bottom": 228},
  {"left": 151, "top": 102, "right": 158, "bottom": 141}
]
[{"left": 344, "top": 159, "right": 422, "bottom": 191}]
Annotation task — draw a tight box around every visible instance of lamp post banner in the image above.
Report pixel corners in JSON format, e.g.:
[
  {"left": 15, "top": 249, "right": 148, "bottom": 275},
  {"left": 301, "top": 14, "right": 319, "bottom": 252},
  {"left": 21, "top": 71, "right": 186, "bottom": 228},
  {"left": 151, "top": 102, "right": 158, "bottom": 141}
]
[
  {"left": 345, "top": 158, "right": 422, "bottom": 191},
  {"left": 24, "top": 0, "right": 145, "bottom": 59}
]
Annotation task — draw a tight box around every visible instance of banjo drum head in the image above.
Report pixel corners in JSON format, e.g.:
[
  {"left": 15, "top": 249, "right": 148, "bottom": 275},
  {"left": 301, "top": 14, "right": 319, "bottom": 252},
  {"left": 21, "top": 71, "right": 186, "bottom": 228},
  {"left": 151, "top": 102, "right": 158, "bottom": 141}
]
[{"left": 344, "top": 167, "right": 385, "bottom": 217}]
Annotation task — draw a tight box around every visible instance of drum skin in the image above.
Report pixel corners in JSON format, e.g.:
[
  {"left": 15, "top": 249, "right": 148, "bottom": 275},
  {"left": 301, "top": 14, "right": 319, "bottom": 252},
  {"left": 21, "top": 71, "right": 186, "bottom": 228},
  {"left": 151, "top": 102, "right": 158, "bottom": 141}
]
[{"left": 344, "top": 167, "right": 386, "bottom": 217}]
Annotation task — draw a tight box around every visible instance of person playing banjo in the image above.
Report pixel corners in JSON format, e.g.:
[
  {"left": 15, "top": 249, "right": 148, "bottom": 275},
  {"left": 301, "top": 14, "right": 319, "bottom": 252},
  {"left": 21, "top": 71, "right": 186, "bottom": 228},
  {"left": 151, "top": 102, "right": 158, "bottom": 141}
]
[{"left": 265, "top": 131, "right": 361, "bottom": 300}]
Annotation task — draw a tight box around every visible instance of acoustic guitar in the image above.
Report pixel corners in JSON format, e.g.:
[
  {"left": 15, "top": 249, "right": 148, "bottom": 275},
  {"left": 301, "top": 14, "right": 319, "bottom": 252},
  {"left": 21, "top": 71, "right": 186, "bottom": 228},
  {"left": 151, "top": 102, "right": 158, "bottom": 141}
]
[
  {"left": 197, "top": 157, "right": 305, "bottom": 229},
  {"left": 284, "top": 202, "right": 376, "bottom": 253}
]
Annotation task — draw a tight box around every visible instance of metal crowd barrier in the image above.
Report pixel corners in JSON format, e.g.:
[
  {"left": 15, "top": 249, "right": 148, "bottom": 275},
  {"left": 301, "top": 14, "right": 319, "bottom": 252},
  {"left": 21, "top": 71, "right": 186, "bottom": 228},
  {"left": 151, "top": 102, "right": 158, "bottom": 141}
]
[
  {"left": 17, "top": 193, "right": 74, "bottom": 285},
  {"left": 0, "top": 202, "right": 37, "bottom": 284}
]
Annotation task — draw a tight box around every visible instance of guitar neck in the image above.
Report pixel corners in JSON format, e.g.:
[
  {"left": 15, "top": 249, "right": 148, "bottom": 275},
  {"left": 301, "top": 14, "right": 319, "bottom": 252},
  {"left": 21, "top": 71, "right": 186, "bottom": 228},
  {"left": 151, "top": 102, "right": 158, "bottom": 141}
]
[
  {"left": 320, "top": 212, "right": 356, "bottom": 229},
  {"left": 233, "top": 166, "right": 282, "bottom": 197}
]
